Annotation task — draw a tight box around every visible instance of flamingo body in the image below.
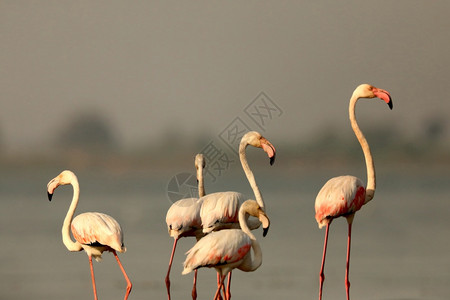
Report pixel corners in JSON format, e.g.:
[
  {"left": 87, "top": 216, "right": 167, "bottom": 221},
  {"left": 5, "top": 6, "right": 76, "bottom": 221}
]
[
  {"left": 315, "top": 176, "right": 365, "bottom": 229},
  {"left": 182, "top": 229, "right": 251, "bottom": 272},
  {"left": 200, "top": 191, "right": 244, "bottom": 234},
  {"left": 71, "top": 212, "right": 125, "bottom": 261},
  {"left": 166, "top": 197, "right": 204, "bottom": 239}
]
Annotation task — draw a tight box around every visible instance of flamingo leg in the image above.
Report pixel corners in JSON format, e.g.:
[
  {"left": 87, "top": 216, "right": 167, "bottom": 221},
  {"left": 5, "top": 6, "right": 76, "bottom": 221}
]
[
  {"left": 222, "top": 276, "right": 228, "bottom": 300},
  {"left": 191, "top": 269, "right": 198, "bottom": 300},
  {"left": 216, "top": 273, "right": 223, "bottom": 300},
  {"left": 214, "top": 274, "right": 226, "bottom": 300},
  {"left": 226, "top": 271, "right": 232, "bottom": 300},
  {"left": 319, "top": 222, "right": 331, "bottom": 300},
  {"left": 345, "top": 222, "right": 352, "bottom": 300},
  {"left": 165, "top": 238, "right": 178, "bottom": 300},
  {"left": 221, "top": 279, "right": 227, "bottom": 300},
  {"left": 88, "top": 256, "right": 99, "bottom": 300},
  {"left": 112, "top": 251, "right": 132, "bottom": 300}
]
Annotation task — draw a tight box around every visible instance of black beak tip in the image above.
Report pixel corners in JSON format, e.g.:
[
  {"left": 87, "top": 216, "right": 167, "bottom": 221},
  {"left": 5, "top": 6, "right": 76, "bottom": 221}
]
[
  {"left": 263, "top": 226, "right": 269, "bottom": 237},
  {"left": 387, "top": 95, "right": 393, "bottom": 110},
  {"left": 269, "top": 155, "right": 275, "bottom": 166},
  {"left": 47, "top": 192, "right": 53, "bottom": 201}
]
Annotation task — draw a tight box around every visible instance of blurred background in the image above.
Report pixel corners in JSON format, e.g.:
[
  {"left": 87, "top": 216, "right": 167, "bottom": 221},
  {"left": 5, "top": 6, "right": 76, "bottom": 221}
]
[{"left": 1, "top": 1, "right": 449, "bottom": 299}]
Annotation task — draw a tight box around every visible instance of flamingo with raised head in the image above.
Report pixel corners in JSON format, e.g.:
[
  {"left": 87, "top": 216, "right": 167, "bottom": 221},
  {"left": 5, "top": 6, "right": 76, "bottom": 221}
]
[
  {"left": 183, "top": 200, "right": 270, "bottom": 300},
  {"left": 46, "top": 170, "right": 132, "bottom": 300},
  {"left": 199, "top": 131, "right": 275, "bottom": 299},
  {"left": 200, "top": 131, "right": 276, "bottom": 234},
  {"left": 165, "top": 154, "right": 205, "bottom": 300},
  {"left": 314, "top": 84, "right": 393, "bottom": 300}
]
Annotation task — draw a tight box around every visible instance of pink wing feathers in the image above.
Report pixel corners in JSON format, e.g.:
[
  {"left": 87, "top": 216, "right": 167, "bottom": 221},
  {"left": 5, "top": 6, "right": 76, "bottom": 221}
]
[
  {"left": 315, "top": 175, "right": 366, "bottom": 228},
  {"left": 71, "top": 212, "right": 125, "bottom": 253},
  {"left": 182, "top": 229, "right": 251, "bottom": 274}
]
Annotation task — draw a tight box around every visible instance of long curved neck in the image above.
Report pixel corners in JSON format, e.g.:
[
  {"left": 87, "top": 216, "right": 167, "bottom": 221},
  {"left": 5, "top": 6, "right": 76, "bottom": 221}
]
[
  {"left": 238, "top": 209, "right": 263, "bottom": 271},
  {"left": 62, "top": 179, "right": 82, "bottom": 251},
  {"left": 239, "top": 143, "right": 265, "bottom": 210},
  {"left": 349, "top": 94, "right": 375, "bottom": 203},
  {"left": 197, "top": 166, "right": 205, "bottom": 198}
]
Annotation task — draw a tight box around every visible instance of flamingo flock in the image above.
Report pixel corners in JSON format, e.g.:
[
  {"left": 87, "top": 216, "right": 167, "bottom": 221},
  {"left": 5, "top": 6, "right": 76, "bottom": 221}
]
[{"left": 45, "top": 83, "right": 393, "bottom": 300}]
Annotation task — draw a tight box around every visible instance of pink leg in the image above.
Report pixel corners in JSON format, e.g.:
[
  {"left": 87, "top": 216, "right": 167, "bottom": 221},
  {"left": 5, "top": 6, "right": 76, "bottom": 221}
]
[
  {"left": 226, "top": 271, "right": 232, "bottom": 300},
  {"left": 214, "top": 274, "right": 226, "bottom": 300},
  {"left": 319, "top": 223, "right": 331, "bottom": 300},
  {"left": 88, "top": 256, "right": 98, "bottom": 300},
  {"left": 345, "top": 223, "right": 352, "bottom": 300},
  {"left": 191, "top": 269, "right": 198, "bottom": 300},
  {"left": 221, "top": 279, "right": 226, "bottom": 299},
  {"left": 112, "top": 251, "right": 132, "bottom": 300},
  {"left": 216, "top": 273, "right": 223, "bottom": 300},
  {"left": 165, "top": 238, "right": 178, "bottom": 300}
]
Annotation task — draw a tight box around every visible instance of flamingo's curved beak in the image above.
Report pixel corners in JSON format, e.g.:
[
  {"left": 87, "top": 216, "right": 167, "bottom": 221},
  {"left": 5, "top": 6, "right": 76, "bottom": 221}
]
[
  {"left": 263, "top": 226, "right": 269, "bottom": 237},
  {"left": 373, "top": 88, "right": 393, "bottom": 110},
  {"left": 260, "top": 138, "right": 276, "bottom": 166},
  {"left": 258, "top": 210, "right": 271, "bottom": 237},
  {"left": 47, "top": 178, "right": 59, "bottom": 201}
]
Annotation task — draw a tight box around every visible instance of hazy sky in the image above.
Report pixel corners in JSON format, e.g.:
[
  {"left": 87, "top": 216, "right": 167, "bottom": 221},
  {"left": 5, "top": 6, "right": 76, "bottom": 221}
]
[{"left": 1, "top": 1, "right": 449, "bottom": 152}]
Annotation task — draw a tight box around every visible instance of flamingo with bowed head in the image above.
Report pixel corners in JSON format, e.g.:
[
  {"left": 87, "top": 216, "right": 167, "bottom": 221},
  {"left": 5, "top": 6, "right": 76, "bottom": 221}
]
[
  {"left": 183, "top": 200, "right": 270, "bottom": 300},
  {"left": 46, "top": 170, "right": 132, "bottom": 300},
  {"left": 165, "top": 154, "right": 206, "bottom": 300},
  {"left": 315, "top": 84, "right": 393, "bottom": 300}
]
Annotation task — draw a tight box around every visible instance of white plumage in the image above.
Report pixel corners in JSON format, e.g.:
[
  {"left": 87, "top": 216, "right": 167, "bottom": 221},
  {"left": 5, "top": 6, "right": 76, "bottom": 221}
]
[
  {"left": 71, "top": 212, "right": 125, "bottom": 260},
  {"left": 183, "top": 229, "right": 251, "bottom": 273},
  {"left": 200, "top": 192, "right": 244, "bottom": 233},
  {"left": 182, "top": 200, "right": 270, "bottom": 300}
]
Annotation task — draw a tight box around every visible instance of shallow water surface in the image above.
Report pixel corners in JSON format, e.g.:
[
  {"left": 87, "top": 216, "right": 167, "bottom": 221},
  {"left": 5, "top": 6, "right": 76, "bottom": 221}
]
[{"left": 1, "top": 165, "right": 449, "bottom": 299}]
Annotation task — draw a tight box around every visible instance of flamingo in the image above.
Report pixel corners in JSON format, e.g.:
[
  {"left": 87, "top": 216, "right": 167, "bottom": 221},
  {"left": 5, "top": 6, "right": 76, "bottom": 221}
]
[
  {"left": 314, "top": 84, "right": 393, "bottom": 300},
  {"left": 199, "top": 131, "right": 275, "bottom": 299},
  {"left": 183, "top": 200, "right": 270, "bottom": 300},
  {"left": 200, "top": 131, "right": 276, "bottom": 234},
  {"left": 165, "top": 154, "right": 206, "bottom": 300},
  {"left": 46, "top": 170, "right": 132, "bottom": 300}
]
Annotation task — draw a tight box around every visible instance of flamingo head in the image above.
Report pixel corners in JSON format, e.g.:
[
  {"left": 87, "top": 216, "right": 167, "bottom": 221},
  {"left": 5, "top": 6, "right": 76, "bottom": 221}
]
[
  {"left": 241, "top": 131, "right": 277, "bottom": 165},
  {"left": 354, "top": 84, "right": 393, "bottom": 110},
  {"left": 241, "top": 200, "right": 271, "bottom": 237},
  {"left": 47, "top": 170, "right": 77, "bottom": 201},
  {"left": 194, "top": 154, "right": 205, "bottom": 173}
]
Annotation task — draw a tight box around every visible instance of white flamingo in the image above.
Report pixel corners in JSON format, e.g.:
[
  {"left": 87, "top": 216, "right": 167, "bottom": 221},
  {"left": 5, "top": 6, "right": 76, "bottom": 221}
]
[
  {"left": 183, "top": 200, "right": 270, "bottom": 300},
  {"left": 47, "top": 170, "right": 132, "bottom": 300},
  {"left": 200, "top": 131, "right": 276, "bottom": 234},
  {"left": 165, "top": 154, "right": 205, "bottom": 300},
  {"left": 198, "top": 131, "right": 275, "bottom": 298},
  {"left": 315, "top": 84, "right": 393, "bottom": 300}
]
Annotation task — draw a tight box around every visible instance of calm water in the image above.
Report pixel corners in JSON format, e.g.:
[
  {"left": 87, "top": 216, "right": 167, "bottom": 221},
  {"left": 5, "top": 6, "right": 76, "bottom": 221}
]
[{"left": 1, "top": 163, "right": 449, "bottom": 300}]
